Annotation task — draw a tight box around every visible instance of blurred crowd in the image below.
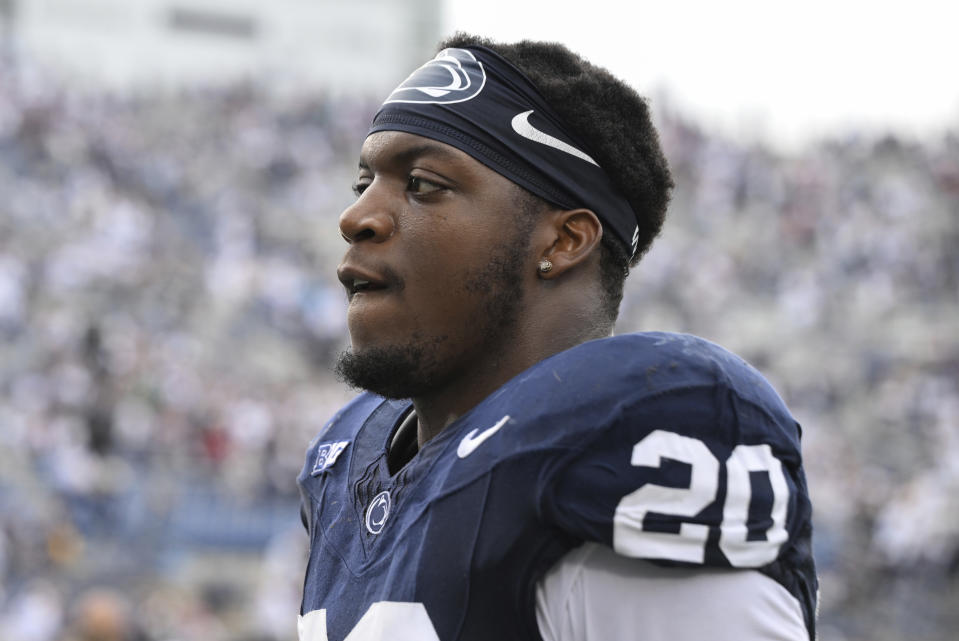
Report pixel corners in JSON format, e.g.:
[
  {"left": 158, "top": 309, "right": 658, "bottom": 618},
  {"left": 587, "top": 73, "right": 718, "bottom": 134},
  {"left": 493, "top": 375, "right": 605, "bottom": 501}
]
[{"left": 0, "top": 52, "right": 957, "bottom": 641}]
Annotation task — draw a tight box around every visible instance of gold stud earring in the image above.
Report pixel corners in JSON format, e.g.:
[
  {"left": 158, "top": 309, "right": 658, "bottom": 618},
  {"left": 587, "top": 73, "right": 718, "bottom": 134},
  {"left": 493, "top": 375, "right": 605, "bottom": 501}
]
[{"left": 538, "top": 258, "right": 553, "bottom": 273}]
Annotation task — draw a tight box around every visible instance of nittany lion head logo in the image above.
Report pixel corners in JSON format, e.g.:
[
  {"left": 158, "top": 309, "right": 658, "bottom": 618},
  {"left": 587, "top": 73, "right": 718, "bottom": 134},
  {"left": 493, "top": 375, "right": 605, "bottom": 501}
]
[
  {"left": 365, "top": 490, "right": 392, "bottom": 534},
  {"left": 384, "top": 48, "right": 486, "bottom": 104}
]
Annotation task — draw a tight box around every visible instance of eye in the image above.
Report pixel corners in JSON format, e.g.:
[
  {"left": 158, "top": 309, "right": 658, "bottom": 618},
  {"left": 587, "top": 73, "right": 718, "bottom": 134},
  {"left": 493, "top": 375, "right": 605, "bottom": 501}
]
[
  {"left": 352, "top": 181, "right": 369, "bottom": 197},
  {"left": 407, "top": 175, "right": 444, "bottom": 196}
]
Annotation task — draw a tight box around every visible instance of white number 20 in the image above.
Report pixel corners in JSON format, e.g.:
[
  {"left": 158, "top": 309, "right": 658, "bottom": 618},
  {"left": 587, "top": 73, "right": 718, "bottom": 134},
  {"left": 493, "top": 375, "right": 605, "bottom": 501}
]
[{"left": 613, "top": 429, "right": 790, "bottom": 567}]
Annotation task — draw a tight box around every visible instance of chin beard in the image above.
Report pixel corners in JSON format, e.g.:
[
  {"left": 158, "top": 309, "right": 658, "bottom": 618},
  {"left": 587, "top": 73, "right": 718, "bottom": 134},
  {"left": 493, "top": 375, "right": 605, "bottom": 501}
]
[
  {"left": 334, "top": 271, "right": 523, "bottom": 399},
  {"left": 334, "top": 337, "right": 446, "bottom": 400},
  {"left": 335, "top": 218, "right": 531, "bottom": 400}
]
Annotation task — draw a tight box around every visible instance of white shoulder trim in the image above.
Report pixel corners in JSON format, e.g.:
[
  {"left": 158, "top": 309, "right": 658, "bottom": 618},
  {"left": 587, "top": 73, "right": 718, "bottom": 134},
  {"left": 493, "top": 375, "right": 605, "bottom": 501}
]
[{"left": 536, "top": 543, "right": 809, "bottom": 641}]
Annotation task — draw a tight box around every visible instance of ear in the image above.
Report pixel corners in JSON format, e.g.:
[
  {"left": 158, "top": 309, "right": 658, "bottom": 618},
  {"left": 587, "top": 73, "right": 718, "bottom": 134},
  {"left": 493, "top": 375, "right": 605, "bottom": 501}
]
[{"left": 537, "top": 208, "right": 603, "bottom": 279}]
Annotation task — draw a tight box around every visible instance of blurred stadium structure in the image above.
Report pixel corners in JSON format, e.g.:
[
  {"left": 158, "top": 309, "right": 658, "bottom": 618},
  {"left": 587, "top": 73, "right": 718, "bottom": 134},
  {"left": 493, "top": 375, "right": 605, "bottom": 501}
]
[
  {"left": 0, "top": 2, "right": 958, "bottom": 640},
  {"left": 0, "top": 0, "right": 440, "bottom": 94}
]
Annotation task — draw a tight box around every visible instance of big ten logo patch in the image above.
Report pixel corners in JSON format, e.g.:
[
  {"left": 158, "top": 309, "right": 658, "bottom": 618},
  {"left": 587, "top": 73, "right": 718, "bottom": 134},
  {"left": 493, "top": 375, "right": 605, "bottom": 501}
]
[{"left": 311, "top": 441, "right": 350, "bottom": 476}]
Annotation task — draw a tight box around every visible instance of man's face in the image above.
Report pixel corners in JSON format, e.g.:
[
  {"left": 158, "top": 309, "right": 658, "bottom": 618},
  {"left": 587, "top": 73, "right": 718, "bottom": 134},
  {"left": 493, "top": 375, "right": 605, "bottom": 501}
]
[{"left": 334, "top": 131, "right": 538, "bottom": 398}]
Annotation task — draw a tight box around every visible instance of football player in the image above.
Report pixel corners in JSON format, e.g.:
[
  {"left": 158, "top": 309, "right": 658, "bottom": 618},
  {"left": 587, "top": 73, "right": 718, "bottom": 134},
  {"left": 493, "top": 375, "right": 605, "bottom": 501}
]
[{"left": 297, "top": 33, "right": 818, "bottom": 641}]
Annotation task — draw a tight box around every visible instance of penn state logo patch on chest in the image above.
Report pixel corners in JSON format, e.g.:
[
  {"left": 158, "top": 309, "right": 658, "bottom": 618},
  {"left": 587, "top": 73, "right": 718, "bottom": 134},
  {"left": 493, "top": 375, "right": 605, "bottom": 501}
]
[
  {"left": 365, "top": 490, "right": 391, "bottom": 534},
  {"left": 384, "top": 48, "right": 486, "bottom": 104},
  {"left": 311, "top": 440, "right": 350, "bottom": 476}
]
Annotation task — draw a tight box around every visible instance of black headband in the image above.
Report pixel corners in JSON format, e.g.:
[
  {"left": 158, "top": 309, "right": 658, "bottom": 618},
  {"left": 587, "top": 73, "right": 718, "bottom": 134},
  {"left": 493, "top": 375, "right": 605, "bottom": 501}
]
[{"left": 368, "top": 46, "right": 640, "bottom": 257}]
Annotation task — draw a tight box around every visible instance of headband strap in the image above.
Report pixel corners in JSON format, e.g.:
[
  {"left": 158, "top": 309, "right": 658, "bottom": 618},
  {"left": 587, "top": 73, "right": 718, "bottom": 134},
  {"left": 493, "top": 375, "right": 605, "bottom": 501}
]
[{"left": 368, "top": 46, "right": 640, "bottom": 258}]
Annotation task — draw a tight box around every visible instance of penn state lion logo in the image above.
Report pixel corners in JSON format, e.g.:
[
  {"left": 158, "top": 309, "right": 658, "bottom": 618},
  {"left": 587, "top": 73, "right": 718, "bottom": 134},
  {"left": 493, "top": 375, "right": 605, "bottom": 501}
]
[
  {"left": 384, "top": 48, "right": 486, "bottom": 104},
  {"left": 365, "top": 490, "right": 392, "bottom": 534}
]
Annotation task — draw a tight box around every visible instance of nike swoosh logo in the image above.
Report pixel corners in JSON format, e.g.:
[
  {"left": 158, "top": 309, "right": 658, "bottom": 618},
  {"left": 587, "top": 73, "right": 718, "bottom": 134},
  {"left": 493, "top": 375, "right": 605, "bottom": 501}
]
[
  {"left": 457, "top": 415, "right": 511, "bottom": 458},
  {"left": 510, "top": 111, "right": 598, "bottom": 166}
]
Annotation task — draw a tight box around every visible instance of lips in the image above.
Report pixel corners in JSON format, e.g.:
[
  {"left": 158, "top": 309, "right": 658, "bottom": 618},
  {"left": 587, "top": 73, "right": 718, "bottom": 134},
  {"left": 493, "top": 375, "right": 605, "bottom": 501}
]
[{"left": 336, "top": 263, "right": 392, "bottom": 300}]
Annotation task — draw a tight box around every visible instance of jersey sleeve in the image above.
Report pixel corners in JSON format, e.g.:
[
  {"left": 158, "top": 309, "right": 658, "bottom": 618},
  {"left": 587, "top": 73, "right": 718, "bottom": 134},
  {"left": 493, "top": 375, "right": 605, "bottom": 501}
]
[
  {"left": 535, "top": 542, "right": 810, "bottom": 641},
  {"left": 533, "top": 338, "right": 818, "bottom": 637},
  {"left": 537, "top": 350, "right": 811, "bottom": 573}
]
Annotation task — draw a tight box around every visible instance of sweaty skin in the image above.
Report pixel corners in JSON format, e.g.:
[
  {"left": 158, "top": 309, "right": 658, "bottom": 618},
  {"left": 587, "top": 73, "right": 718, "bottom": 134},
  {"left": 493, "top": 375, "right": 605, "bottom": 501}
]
[{"left": 338, "top": 131, "right": 608, "bottom": 445}]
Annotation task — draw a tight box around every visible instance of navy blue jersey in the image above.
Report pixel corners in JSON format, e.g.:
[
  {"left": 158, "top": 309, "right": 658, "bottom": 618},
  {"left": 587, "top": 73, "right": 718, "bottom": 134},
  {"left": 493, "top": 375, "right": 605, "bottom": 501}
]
[{"left": 297, "top": 332, "right": 818, "bottom": 640}]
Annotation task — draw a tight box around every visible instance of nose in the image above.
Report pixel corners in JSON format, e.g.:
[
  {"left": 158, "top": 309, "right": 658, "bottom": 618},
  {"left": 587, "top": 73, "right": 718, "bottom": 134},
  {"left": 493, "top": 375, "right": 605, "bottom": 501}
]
[{"left": 339, "top": 185, "right": 396, "bottom": 244}]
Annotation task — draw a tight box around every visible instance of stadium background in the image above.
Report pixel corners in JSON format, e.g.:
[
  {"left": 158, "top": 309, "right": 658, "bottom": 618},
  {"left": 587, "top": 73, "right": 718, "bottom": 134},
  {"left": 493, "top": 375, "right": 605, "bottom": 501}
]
[{"left": 0, "top": 1, "right": 957, "bottom": 639}]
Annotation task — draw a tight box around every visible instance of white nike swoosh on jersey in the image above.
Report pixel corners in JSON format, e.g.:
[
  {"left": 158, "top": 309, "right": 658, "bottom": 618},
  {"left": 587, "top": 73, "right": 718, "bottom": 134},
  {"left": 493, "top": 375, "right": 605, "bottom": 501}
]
[
  {"left": 457, "top": 415, "right": 511, "bottom": 459},
  {"left": 510, "top": 110, "right": 598, "bottom": 166}
]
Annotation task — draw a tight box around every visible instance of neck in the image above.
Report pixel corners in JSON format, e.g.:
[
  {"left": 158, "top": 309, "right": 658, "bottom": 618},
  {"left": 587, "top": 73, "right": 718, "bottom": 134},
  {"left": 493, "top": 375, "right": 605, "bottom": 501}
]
[{"left": 411, "top": 318, "right": 610, "bottom": 447}]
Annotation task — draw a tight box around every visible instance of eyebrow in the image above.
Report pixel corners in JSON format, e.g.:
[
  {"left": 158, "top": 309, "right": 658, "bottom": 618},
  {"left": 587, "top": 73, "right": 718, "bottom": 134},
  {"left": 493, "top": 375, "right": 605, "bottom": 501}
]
[{"left": 358, "top": 140, "right": 464, "bottom": 171}]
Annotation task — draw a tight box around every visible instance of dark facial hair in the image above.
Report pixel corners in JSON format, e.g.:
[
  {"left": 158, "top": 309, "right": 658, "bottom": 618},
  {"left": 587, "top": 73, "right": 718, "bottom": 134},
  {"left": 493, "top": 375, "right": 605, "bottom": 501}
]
[{"left": 334, "top": 218, "right": 533, "bottom": 399}]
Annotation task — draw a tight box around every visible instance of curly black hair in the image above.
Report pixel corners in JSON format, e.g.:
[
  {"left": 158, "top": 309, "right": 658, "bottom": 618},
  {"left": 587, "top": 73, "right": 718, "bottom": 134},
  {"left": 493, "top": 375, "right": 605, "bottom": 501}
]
[{"left": 439, "top": 33, "right": 674, "bottom": 323}]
